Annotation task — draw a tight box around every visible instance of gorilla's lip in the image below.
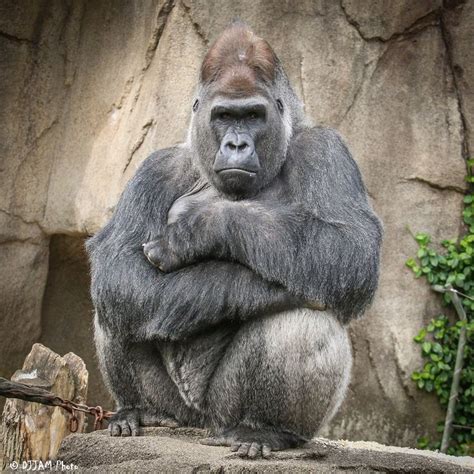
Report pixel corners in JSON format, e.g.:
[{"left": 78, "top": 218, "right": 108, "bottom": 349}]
[{"left": 217, "top": 168, "right": 257, "bottom": 178}]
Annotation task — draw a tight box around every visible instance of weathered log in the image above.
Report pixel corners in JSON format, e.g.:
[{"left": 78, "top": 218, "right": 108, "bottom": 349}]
[{"left": 1, "top": 344, "right": 88, "bottom": 468}]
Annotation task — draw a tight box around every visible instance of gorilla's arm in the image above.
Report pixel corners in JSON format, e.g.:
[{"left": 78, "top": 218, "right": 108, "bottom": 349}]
[
  {"left": 159, "top": 128, "right": 383, "bottom": 323},
  {"left": 87, "top": 153, "right": 299, "bottom": 341}
]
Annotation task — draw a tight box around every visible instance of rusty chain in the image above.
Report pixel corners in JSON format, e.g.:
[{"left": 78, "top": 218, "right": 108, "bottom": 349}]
[{"left": 0, "top": 376, "right": 115, "bottom": 432}]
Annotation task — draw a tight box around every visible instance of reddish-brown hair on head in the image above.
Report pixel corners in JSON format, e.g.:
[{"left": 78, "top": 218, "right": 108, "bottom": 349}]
[{"left": 201, "top": 23, "right": 277, "bottom": 94}]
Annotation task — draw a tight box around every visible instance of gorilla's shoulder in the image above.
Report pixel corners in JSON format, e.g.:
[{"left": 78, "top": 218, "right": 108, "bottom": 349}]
[
  {"left": 291, "top": 126, "right": 347, "bottom": 152},
  {"left": 134, "top": 145, "right": 192, "bottom": 181},
  {"left": 289, "top": 126, "right": 352, "bottom": 168}
]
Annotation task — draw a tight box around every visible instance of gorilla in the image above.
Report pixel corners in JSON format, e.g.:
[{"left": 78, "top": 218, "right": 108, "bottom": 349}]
[{"left": 87, "top": 23, "right": 382, "bottom": 458}]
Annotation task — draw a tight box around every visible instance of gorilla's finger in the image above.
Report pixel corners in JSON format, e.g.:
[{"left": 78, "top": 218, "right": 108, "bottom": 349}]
[
  {"left": 120, "top": 422, "right": 131, "bottom": 437},
  {"left": 109, "top": 422, "right": 121, "bottom": 437},
  {"left": 230, "top": 442, "right": 241, "bottom": 452},
  {"left": 262, "top": 444, "right": 272, "bottom": 458},
  {"left": 129, "top": 419, "right": 140, "bottom": 436}
]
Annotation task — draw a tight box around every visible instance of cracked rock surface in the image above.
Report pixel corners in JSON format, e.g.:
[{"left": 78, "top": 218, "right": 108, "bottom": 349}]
[
  {"left": 1, "top": 0, "right": 473, "bottom": 446},
  {"left": 58, "top": 427, "right": 474, "bottom": 472}
]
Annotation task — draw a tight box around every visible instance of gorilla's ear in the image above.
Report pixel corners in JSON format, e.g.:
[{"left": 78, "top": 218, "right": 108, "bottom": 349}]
[{"left": 192, "top": 99, "right": 199, "bottom": 112}]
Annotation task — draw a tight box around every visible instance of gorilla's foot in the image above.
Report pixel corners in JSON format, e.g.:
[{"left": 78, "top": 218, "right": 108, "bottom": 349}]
[
  {"left": 200, "top": 425, "right": 306, "bottom": 459},
  {"left": 109, "top": 408, "right": 179, "bottom": 437},
  {"left": 109, "top": 408, "right": 140, "bottom": 437}
]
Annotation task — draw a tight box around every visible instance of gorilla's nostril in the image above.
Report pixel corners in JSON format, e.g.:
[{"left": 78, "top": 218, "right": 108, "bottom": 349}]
[
  {"left": 238, "top": 143, "right": 248, "bottom": 151},
  {"left": 228, "top": 143, "right": 237, "bottom": 151}
]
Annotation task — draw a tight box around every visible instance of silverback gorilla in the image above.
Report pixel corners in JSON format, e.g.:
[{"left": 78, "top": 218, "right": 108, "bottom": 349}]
[{"left": 87, "top": 23, "right": 382, "bottom": 458}]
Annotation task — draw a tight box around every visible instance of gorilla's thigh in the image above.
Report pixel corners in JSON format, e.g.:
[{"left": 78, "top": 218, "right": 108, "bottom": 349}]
[
  {"left": 94, "top": 317, "right": 200, "bottom": 426},
  {"left": 159, "top": 325, "right": 237, "bottom": 412},
  {"left": 206, "top": 310, "right": 352, "bottom": 437}
]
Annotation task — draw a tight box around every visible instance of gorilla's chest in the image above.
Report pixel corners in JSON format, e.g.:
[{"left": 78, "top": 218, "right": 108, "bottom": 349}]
[{"left": 158, "top": 325, "right": 236, "bottom": 411}]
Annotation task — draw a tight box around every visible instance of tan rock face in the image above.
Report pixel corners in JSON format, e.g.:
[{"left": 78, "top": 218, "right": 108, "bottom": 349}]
[{"left": 0, "top": 0, "right": 472, "bottom": 446}]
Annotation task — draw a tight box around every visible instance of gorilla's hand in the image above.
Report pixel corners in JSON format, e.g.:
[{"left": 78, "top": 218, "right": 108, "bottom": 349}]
[
  {"left": 143, "top": 215, "right": 202, "bottom": 272},
  {"left": 144, "top": 182, "right": 224, "bottom": 272},
  {"left": 143, "top": 179, "right": 222, "bottom": 272},
  {"left": 167, "top": 178, "right": 219, "bottom": 224},
  {"left": 143, "top": 237, "right": 182, "bottom": 272}
]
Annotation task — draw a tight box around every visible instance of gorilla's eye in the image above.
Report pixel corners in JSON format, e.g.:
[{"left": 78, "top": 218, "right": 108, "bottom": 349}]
[
  {"left": 248, "top": 112, "right": 258, "bottom": 120},
  {"left": 276, "top": 99, "right": 284, "bottom": 113},
  {"left": 219, "top": 112, "right": 232, "bottom": 121},
  {"left": 192, "top": 99, "right": 199, "bottom": 112}
]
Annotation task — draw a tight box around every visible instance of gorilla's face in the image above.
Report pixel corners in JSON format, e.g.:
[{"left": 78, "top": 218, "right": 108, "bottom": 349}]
[{"left": 192, "top": 89, "right": 289, "bottom": 199}]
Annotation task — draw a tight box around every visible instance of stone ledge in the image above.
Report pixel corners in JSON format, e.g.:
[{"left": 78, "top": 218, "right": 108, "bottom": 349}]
[{"left": 58, "top": 427, "right": 474, "bottom": 473}]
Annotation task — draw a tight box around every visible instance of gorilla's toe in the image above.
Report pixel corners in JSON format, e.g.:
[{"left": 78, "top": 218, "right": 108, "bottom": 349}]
[
  {"left": 230, "top": 441, "right": 266, "bottom": 458},
  {"left": 262, "top": 444, "right": 272, "bottom": 458},
  {"left": 247, "top": 442, "right": 262, "bottom": 459},
  {"left": 109, "top": 421, "right": 121, "bottom": 437},
  {"left": 236, "top": 442, "right": 251, "bottom": 457},
  {"left": 205, "top": 425, "right": 305, "bottom": 459}
]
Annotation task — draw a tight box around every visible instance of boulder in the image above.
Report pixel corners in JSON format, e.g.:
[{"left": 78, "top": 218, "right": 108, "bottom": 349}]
[{"left": 58, "top": 427, "right": 474, "bottom": 473}]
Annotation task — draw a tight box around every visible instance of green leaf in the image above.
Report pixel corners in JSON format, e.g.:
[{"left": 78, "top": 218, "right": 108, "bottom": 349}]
[
  {"left": 418, "top": 248, "right": 427, "bottom": 258},
  {"left": 432, "top": 343, "right": 443, "bottom": 354},
  {"left": 417, "top": 436, "right": 430, "bottom": 449},
  {"left": 414, "top": 328, "right": 426, "bottom": 342},
  {"left": 415, "top": 233, "right": 430, "bottom": 245}
]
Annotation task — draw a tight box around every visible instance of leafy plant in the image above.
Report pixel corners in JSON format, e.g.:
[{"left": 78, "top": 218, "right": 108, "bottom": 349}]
[{"left": 406, "top": 175, "right": 474, "bottom": 456}]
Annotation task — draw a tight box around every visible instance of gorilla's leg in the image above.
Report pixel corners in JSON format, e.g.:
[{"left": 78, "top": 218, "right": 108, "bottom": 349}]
[
  {"left": 94, "top": 316, "right": 203, "bottom": 436},
  {"left": 203, "top": 309, "right": 352, "bottom": 458}
]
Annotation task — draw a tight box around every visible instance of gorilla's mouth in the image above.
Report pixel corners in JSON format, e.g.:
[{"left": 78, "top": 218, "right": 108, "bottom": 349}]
[{"left": 217, "top": 168, "right": 257, "bottom": 179}]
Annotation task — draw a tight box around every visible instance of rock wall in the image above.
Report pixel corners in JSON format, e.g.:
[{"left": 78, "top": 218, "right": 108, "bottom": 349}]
[{"left": 0, "top": 0, "right": 472, "bottom": 446}]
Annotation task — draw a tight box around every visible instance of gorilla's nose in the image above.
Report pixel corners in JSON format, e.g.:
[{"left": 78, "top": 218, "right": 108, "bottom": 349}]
[
  {"left": 222, "top": 133, "right": 254, "bottom": 155},
  {"left": 214, "top": 131, "right": 261, "bottom": 174}
]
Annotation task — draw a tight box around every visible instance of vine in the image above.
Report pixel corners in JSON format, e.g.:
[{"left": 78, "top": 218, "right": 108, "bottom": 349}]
[{"left": 406, "top": 169, "right": 474, "bottom": 456}]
